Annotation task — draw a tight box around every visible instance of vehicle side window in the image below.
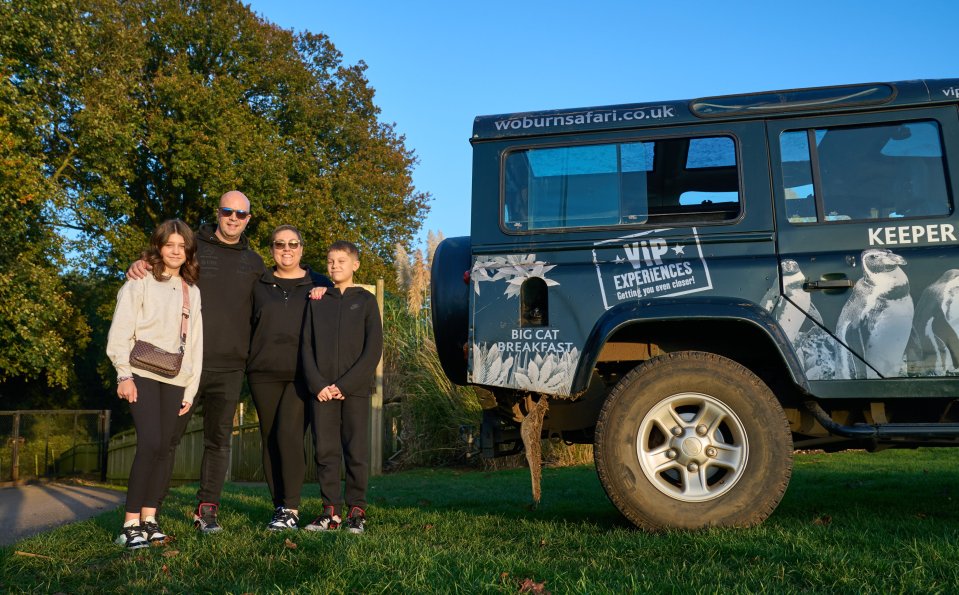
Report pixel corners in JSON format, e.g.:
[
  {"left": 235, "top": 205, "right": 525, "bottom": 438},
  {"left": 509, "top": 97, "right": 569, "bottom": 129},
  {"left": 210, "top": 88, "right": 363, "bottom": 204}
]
[
  {"left": 779, "top": 120, "right": 952, "bottom": 224},
  {"left": 503, "top": 135, "right": 740, "bottom": 231}
]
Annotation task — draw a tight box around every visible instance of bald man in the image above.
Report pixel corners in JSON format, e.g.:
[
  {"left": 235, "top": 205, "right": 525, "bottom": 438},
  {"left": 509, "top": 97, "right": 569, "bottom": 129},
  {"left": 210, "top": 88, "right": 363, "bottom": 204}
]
[{"left": 128, "top": 190, "right": 265, "bottom": 533}]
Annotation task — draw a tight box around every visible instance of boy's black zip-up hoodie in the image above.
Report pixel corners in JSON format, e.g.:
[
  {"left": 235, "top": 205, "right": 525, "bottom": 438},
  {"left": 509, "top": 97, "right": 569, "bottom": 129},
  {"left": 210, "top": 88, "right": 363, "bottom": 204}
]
[
  {"left": 195, "top": 223, "right": 265, "bottom": 370},
  {"left": 300, "top": 286, "right": 383, "bottom": 398},
  {"left": 247, "top": 266, "right": 333, "bottom": 384}
]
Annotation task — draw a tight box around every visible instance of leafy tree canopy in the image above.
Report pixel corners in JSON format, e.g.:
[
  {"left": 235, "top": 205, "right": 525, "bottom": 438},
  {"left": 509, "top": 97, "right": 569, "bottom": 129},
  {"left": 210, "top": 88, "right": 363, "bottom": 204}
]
[{"left": 0, "top": 0, "right": 429, "bottom": 396}]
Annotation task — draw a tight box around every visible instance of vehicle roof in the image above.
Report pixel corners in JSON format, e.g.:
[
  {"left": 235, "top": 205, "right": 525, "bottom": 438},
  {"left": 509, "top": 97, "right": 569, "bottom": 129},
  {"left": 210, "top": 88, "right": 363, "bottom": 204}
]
[{"left": 472, "top": 78, "right": 959, "bottom": 141}]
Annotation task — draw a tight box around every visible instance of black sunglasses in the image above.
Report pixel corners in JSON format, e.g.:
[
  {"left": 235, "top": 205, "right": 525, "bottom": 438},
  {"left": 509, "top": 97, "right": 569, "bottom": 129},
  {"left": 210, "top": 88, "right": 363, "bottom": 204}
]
[
  {"left": 218, "top": 207, "right": 250, "bottom": 220},
  {"left": 272, "top": 240, "right": 302, "bottom": 250}
]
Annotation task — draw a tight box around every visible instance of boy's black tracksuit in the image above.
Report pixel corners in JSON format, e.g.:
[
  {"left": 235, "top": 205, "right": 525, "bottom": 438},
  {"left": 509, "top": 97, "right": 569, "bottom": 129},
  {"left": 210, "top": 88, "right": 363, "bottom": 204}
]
[
  {"left": 247, "top": 266, "right": 332, "bottom": 510},
  {"left": 300, "top": 286, "right": 383, "bottom": 516}
]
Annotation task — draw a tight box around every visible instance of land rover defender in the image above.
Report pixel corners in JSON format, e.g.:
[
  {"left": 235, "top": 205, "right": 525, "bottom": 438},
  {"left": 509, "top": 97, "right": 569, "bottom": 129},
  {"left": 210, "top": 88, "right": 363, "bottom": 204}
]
[{"left": 431, "top": 79, "right": 959, "bottom": 530}]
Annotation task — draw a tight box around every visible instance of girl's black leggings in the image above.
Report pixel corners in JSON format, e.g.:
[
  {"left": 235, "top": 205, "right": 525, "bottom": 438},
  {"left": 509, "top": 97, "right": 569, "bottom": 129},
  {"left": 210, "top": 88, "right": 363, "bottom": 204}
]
[{"left": 126, "top": 375, "right": 184, "bottom": 513}]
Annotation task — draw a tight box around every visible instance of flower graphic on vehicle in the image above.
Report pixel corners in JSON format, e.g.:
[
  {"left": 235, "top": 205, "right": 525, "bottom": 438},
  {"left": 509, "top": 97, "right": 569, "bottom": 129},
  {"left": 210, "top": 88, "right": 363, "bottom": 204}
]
[
  {"left": 470, "top": 342, "right": 514, "bottom": 386},
  {"left": 471, "top": 254, "right": 560, "bottom": 298},
  {"left": 514, "top": 349, "right": 580, "bottom": 395}
]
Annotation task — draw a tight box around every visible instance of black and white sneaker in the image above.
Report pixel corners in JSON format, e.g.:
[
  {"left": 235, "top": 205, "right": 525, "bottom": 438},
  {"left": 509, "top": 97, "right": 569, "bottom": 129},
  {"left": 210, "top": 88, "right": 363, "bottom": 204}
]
[
  {"left": 141, "top": 520, "right": 168, "bottom": 544},
  {"left": 194, "top": 502, "right": 223, "bottom": 533},
  {"left": 267, "top": 507, "right": 299, "bottom": 531},
  {"left": 345, "top": 506, "right": 366, "bottom": 534},
  {"left": 304, "top": 506, "right": 341, "bottom": 532},
  {"left": 115, "top": 524, "right": 149, "bottom": 550}
]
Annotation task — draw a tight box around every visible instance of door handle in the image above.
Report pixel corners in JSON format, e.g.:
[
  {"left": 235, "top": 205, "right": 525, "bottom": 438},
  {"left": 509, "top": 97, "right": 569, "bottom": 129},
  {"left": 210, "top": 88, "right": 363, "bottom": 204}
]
[{"left": 803, "top": 278, "right": 855, "bottom": 291}]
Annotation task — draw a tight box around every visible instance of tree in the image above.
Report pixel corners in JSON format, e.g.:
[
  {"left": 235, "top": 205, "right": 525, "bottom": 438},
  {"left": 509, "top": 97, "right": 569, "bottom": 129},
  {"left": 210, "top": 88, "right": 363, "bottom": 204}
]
[
  {"left": 0, "top": 0, "right": 90, "bottom": 394},
  {"left": 50, "top": 0, "right": 429, "bottom": 281},
  {"left": 0, "top": 0, "right": 429, "bottom": 403}
]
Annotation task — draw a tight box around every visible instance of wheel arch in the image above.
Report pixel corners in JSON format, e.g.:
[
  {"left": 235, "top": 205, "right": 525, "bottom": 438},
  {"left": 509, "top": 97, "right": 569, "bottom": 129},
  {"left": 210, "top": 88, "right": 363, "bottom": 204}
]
[{"left": 571, "top": 297, "right": 809, "bottom": 396}]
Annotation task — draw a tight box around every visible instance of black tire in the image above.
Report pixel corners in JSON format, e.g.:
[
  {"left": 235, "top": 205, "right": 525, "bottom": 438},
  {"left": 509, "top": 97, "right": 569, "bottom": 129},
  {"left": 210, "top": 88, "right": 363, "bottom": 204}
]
[{"left": 594, "top": 351, "right": 792, "bottom": 531}]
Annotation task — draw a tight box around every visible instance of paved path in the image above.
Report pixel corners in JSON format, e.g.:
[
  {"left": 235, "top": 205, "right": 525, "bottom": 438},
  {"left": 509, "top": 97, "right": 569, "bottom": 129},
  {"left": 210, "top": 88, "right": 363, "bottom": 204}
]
[{"left": 0, "top": 483, "right": 124, "bottom": 547}]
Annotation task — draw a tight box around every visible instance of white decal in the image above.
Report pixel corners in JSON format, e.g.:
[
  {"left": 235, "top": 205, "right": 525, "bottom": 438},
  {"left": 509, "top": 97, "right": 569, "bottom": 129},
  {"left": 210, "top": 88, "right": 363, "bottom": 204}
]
[
  {"left": 470, "top": 254, "right": 559, "bottom": 298},
  {"left": 907, "top": 270, "right": 959, "bottom": 376},
  {"left": 763, "top": 260, "right": 847, "bottom": 380},
  {"left": 836, "top": 249, "right": 913, "bottom": 379},
  {"left": 593, "top": 228, "right": 712, "bottom": 309},
  {"left": 497, "top": 328, "right": 575, "bottom": 355},
  {"left": 470, "top": 339, "right": 580, "bottom": 397},
  {"left": 470, "top": 342, "right": 514, "bottom": 386},
  {"left": 943, "top": 86, "right": 959, "bottom": 98},
  {"left": 763, "top": 260, "right": 823, "bottom": 342},
  {"left": 514, "top": 350, "right": 581, "bottom": 395},
  {"left": 867, "top": 223, "right": 956, "bottom": 247}
]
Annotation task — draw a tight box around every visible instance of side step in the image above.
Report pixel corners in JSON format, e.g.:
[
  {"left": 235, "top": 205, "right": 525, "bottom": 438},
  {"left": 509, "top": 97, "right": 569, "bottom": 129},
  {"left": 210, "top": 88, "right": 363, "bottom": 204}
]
[{"left": 804, "top": 401, "right": 959, "bottom": 440}]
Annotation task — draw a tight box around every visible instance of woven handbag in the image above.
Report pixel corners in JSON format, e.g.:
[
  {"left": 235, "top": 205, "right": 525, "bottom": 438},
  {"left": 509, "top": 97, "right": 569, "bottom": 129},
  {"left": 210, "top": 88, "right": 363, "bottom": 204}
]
[{"left": 130, "top": 279, "right": 190, "bottom": 378}]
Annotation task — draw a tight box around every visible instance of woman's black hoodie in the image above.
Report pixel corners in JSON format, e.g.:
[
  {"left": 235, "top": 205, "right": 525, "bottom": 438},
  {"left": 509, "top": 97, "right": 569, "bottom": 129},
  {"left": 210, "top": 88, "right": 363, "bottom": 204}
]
[
  {"left": 300, "top": 286, "right": 383, "bottom": 398},
  {"left": 247, "top": 266, "right": 332, "bottom": 384}
]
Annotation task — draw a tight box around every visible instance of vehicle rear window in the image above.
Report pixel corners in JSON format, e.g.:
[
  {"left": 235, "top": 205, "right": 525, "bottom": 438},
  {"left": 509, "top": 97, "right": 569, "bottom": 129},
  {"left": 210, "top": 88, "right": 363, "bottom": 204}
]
[{"left": 503, "top": 135, "right": 740, "bottom": 231}]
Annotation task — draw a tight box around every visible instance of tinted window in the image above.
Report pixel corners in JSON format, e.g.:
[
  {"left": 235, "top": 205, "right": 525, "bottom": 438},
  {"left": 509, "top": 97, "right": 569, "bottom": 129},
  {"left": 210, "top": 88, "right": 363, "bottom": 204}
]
[
  {"left": 779, "top": 120, "right": 952, "bottom": 224},
  {"left": 504, "top": 135, "right": 740, "bottom": 231}
]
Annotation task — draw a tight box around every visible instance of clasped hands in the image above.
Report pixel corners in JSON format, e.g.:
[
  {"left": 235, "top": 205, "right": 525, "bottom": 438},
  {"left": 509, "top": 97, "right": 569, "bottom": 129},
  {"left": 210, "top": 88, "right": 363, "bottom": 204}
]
[{"left": 316, "top": 384, "right": 344, "bottom": 402}]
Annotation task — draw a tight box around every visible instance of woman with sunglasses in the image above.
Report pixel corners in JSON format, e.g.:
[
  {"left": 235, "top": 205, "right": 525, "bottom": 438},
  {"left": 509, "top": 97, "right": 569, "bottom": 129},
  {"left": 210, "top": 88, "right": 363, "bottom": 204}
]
[
  {"left": 247, "top": 225, "right": 333, "bottom": 530},
  {"left": 107, "top": 219, "right": 203, "bottom": 549}
]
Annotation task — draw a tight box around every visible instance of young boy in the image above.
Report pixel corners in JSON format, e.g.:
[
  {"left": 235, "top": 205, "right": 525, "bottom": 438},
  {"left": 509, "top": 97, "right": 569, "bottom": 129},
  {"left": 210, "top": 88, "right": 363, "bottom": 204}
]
[{"left": 300, "top": 241, "right": 383, "bottom": 533}]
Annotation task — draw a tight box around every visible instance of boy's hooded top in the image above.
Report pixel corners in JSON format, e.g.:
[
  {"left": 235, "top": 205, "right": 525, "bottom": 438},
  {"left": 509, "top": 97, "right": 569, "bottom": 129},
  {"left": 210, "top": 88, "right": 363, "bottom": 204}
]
[
  {"left": 247, "top": 266, "right": 333, "bottom": 384},
  {"left": 300, "top": 286, "right": 383, "bottom": 397},
  {"left": 194, "top": 223, "right": 265, "bottom": 370}
]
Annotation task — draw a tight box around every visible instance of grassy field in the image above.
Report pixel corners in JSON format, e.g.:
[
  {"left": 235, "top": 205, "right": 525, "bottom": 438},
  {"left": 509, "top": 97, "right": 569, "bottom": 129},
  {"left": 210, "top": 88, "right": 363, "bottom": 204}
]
[{"left": 3, "top": 448, "right": 959, "bottom": 593}]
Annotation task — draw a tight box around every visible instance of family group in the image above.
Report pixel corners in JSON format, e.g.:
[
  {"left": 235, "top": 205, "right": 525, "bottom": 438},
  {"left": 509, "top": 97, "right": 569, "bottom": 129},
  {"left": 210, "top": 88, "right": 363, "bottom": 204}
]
[{"left": 105, "top": 190, "right": 383, "bottom": 550}]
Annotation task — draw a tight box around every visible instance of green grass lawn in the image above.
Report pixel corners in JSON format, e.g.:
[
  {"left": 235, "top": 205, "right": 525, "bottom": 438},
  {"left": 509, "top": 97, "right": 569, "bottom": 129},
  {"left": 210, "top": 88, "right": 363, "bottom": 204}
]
[{"left": 3, "top": 449, "right": 959, "bottom": 593}]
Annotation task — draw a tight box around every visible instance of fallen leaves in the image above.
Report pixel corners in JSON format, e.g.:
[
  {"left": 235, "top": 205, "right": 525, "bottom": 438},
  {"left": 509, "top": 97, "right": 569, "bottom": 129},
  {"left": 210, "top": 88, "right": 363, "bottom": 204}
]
[
  {"left": 284, "top": 538, "right": 298, "bottom": 549},
  {"left": 518, "top": 577, "right": 550, "bottom": 594},
  {"left": 501, "top": 572, "right": 551, "bottom": 594},
  {"left": 161, "top": 549, "right": 179, "bottom": 558},
  {"left": 812, "top": 514, "right": 832, "bottom": 526}
]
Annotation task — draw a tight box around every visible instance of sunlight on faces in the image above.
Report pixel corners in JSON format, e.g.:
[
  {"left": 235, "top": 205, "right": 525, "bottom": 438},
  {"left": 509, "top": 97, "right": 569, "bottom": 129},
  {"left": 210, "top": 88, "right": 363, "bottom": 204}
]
[
  {"left": 160, "top": 233, "right": 187, "bottom": 274},
  {"left": 216, "top": 191, "right": 252, "bottom": 243},
  {"left": 327, "top": 249, "right": 359, "bottom": 287},
  {"left": 271, "top": 229, "right": 303, "bottom": 273}
]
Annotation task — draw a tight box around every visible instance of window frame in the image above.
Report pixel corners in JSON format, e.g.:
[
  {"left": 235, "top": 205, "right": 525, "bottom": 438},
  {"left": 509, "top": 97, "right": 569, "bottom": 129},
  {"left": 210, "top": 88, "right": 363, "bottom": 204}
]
[
  {"left": 498, "top": 131, "right": 745, "bottom": 235},
  {"left": 774, "top": 112, "right": 956, "bottom": 227}
]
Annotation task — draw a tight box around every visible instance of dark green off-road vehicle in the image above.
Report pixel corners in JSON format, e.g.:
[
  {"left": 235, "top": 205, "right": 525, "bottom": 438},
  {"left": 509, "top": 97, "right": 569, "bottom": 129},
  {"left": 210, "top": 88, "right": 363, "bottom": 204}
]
[{"left": 431, "top": 79, "right": 959, "bottom": 530}]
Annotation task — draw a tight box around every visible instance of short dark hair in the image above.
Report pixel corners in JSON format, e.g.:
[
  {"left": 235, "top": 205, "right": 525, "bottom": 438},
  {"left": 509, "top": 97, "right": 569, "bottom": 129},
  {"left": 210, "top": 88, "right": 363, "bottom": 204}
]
[
  {"left": 271, "top": 224, "right": 303, "bottom": 244},
  {"left": 146, "top": 219, "right": 199, "bottom": 284},
  {"left": 328, "top": 240, "right": 359, "bottom": 259}
]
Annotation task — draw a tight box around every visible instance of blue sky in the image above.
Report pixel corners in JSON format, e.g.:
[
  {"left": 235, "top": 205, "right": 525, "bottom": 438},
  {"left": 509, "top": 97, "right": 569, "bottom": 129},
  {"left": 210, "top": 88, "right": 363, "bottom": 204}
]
[{"left": 246, "top": 0, "right": 958, "bottom": 245}]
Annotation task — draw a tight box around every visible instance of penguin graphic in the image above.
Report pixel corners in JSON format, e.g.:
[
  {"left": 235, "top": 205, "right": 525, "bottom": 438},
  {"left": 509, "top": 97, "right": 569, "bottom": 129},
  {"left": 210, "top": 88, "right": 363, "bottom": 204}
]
[
  {"left": 761, "top": 260, "right": 824, "bottom": 342},
  {"left": 796, "top": 325, "right": 843, "bottom": 380},
  {"left": 835, "top": 249, "right": 913, "bottom": 379},
  {"left": 907, "top": 269, "right": 959, "bottom": 376}
]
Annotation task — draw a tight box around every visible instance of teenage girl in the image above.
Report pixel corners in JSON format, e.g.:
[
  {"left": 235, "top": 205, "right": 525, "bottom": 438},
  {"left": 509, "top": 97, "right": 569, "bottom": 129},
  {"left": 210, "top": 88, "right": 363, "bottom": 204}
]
[{"left": 106, "top": 219, "right": 203, "bottom": 549}]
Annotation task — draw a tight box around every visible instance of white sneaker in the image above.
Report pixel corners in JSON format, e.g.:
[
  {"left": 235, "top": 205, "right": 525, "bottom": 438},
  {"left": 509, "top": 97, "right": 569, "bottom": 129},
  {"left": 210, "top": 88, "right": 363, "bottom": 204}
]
[
  {"left": 304, "top": 506, "right": 341, "bottom": 532},
  {"left": 115, "top": 524, "right": 148, "bottom": 550},
  {"left": 267, "top": 507, "right": 299, "bottom": 531}
]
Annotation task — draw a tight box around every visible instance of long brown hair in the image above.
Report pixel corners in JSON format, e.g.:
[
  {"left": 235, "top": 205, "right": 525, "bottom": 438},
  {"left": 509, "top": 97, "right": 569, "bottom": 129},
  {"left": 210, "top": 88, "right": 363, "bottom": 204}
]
[{"left": 146, "top": 219, "right": 199, "bottom": 284}]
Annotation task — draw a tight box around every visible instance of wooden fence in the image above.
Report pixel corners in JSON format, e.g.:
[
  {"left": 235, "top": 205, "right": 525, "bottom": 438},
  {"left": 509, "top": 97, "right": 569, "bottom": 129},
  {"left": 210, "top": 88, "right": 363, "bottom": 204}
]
[{"left": 105, "top": 279, "right": 393, "bottom": 486}]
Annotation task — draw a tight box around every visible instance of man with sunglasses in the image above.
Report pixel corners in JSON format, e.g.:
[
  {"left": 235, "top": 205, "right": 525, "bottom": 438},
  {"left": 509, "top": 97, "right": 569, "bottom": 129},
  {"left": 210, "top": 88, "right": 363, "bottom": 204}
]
[{"left": 127, "top": 190, "right": 265, "bottom": 533}]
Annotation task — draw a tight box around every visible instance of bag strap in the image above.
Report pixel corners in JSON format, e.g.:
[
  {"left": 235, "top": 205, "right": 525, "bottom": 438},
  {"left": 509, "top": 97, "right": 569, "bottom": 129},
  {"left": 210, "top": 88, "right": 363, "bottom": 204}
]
[{"left": 179, "top": 279, "right": 190, "bottom": 352}]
